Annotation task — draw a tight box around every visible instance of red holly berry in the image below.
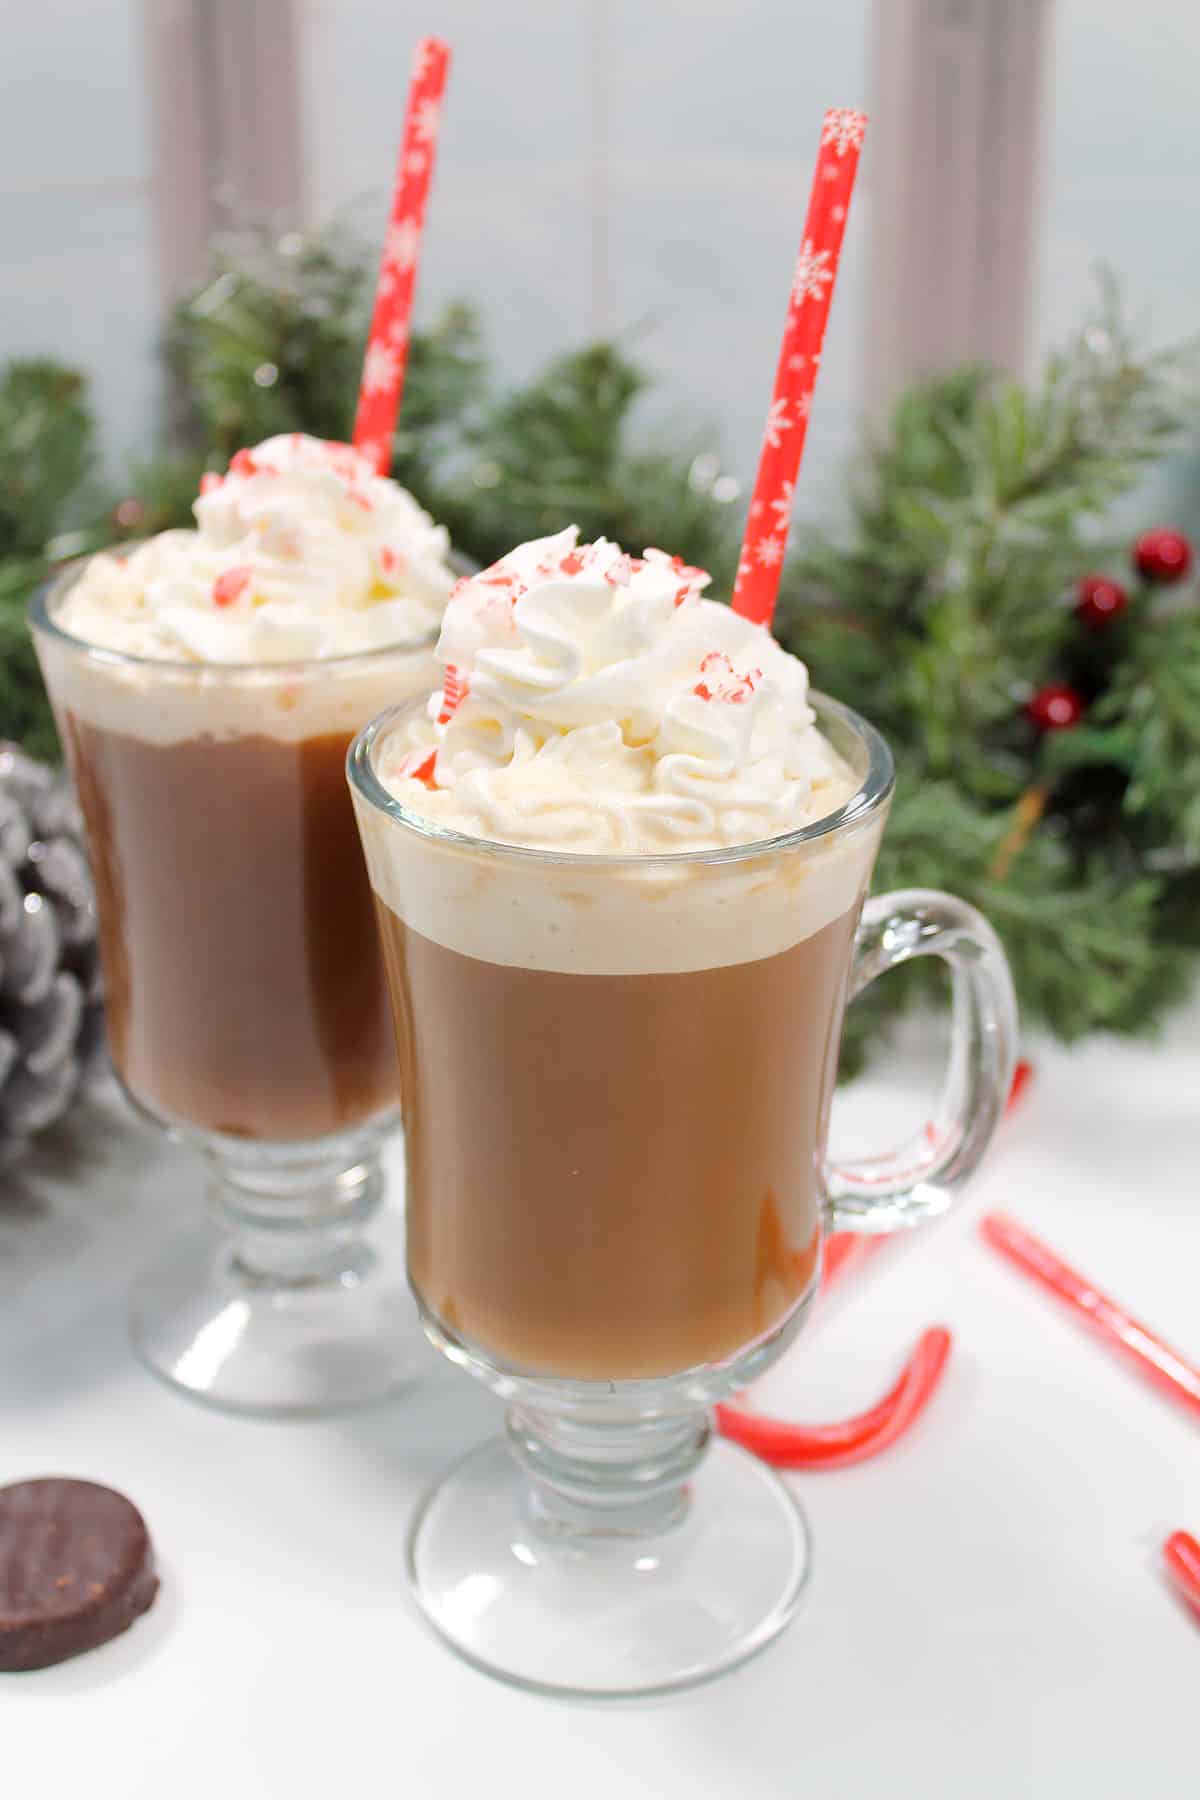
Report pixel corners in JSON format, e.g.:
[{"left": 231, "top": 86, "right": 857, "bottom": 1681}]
[
  {"left": 1026, "top": 684, "right": 1084, "bottom": 732},
  {"left": 1133, "top": 528, "right": 1192, "bottom": 584},
  {"left": 111, "top": 496, "right": 146, "bottom": 532},
  {"left": 1075, "top": 574, "right": 1128, "bottom": 629}
]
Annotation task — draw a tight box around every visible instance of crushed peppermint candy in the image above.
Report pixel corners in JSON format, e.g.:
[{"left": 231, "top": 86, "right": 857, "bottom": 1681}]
[
  {"left": 693, "top": 650, "right": 762, "bottom": 704},
  {"left": 213, "top": 566, "right": 252, "bottom": 608},
  {"left": 437, "top": 663, "right": 469, "bottom": 724},
  {"left": 397, "top": 746, "right": 438, "bottom": 787}
]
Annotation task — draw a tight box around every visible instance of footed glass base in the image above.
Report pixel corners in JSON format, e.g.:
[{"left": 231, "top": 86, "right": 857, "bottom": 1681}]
[
  {"left": 130, "top": 1205, "right": 428, "bottom": 1418},
  {"left": 406, "top": 1434, "right": 811, "bottom": 1698}
]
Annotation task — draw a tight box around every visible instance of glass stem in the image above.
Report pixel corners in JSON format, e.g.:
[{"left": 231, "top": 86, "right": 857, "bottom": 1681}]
[
  {"left": 204, "top": 1141, "right": 384, "bottom": 1287},
  {"left": 507, "top": 1405, "right": 711, "bottom": 1537}
]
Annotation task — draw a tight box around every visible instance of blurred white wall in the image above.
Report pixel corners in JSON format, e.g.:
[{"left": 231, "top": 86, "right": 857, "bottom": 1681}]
[
  {"left": 2, "top": 1, "right": 1198, "bottom": 511},
  {"left": 0, "top": 1, "right": 160, "bottom": 473},
  {"left": 1034, "top": 0, "right": 1200, "bottom": 359},
  {"left": 299, "top": 0, "right": 871, "bottom": 522}
]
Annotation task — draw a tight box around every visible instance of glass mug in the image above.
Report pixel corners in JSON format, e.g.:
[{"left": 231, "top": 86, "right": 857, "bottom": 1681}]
[
  {"left": 349, "top": 692, "right": 1016, "bottom": 1697},
  {"left": 31, "top": 560, "right": 440, "bottom": 1416}
]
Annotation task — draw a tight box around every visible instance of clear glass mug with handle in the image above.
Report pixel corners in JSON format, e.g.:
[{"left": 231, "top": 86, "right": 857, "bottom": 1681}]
[
  {"left": 30, "top": 559, "right": 440, "bottom": 1417},
  {"left": 349, "top": 689, "right": 1017, "bottom": 1698}
]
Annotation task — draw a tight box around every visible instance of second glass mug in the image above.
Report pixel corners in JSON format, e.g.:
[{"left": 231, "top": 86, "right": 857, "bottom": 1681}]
[
  {"left": 30, "top": 559, "right": 441, "bottom": 1417},
  {"left": 349, "top": 690, "right": 1017, "bottom": 1699}
]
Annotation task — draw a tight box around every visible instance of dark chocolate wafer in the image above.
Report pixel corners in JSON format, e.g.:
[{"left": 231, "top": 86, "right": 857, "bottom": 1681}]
[{"left": 0, "top": 1477, "right": 159, "bottom": 1671}]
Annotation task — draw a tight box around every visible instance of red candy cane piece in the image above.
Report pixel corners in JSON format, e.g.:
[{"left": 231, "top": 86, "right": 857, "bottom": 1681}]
[
  {"left": 437, "top": 664, "right": 469, "bottom": 724},
  {"left": 716, "top": 1327, "right": 952, "bottom": 1470},
  {"left": 1164, "top": 1532, "right": 1200, "bottom": 1617},
  {"left": 213, "top": 567, "right": 252, "bottom": 608},
  {"left": 396, "top": 747, "right": 438, "bottom": 787}
]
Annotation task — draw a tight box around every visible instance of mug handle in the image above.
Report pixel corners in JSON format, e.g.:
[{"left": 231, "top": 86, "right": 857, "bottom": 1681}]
[{"left": 825, "top": 889, "right": 1018, "bottom": 1235}]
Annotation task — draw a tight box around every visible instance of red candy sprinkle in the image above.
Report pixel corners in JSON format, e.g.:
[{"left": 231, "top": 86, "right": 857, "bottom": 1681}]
[
  {"left": 398, "top": 748, "right": 438, "bottom": 787},
  {"left": 229, "top": 449, "right": 278, "bottom": 480},
  {"left": 437, "top": 664, "right": 469, "bottom": 724},
  {"left": 213, "top": 566, "right": 252, "bottom": 608},
  {"left": 199, "top": 471, "right": 224, "bottom": 495},
  {"left": 559, "top": 552, "right": 586, "bottom": 576},
  {"left": 693, "top": 651, "right": 761, "bottom": 704}
]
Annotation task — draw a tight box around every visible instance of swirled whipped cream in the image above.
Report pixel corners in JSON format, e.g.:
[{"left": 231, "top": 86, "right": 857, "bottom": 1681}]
[
  {"left": 378, "top": 528, "right": 858, "bottom": 853},
  {"left": 55, "top": 434, "right": 455, "bottom": 662}
]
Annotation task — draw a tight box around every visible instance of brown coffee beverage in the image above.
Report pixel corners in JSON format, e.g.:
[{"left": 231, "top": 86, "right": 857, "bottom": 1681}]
[
  {"left": 375, "top": 901, "right": 859, "bottom": 1379},
  {"left": 66, "top": 715, "right": 396, "bottom": 1140}
]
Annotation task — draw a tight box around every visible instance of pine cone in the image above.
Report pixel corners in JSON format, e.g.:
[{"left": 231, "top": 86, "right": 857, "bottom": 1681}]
[{"left": 0, "top": 743, "right": 105, "bottom": 1166}]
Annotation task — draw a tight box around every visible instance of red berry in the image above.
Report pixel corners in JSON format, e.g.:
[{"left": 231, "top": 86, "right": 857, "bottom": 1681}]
[
  {"left": 1133, "top": 528, "right": 1192, "bottom": 584},
  {"left": 1026, "top": 683, "right": 1084, "bottom": 732},
  {"left": 1075, "top": 574, "right": 1128, "bottom": 628}
]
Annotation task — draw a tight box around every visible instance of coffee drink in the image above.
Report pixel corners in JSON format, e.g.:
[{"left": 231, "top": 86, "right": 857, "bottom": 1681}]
[
  {"left": 376, "top": 907, "right": 859, "bottom": 1378},
  {"left": 65, "top": 716, "right": 397, "bottom": 1139},
  {"left": 354, "top": 529, "right": 881, "bottom": 1378},
  {"left": 35, "top": 434, "right": 456, "bottom": 1140}
]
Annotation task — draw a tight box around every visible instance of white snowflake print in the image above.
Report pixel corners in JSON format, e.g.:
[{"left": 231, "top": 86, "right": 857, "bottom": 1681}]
[
  {"left": 831, "top": 203, "right": 847, "bottom": 223},
  {"left": 769, "top": 479, "right": 795, "bottom": 524},
  {"left": 822, "top": 109, "right": 866, "bottom": 157},
  {"left": 405, "top": 148, "right": 428, "bottom": 178},
  {"left": 362, "top": 341, "right": 400, "bottom": 396},
  {"left": 749, "top": 499, "right": 765, "bottom": 520},
  {"left": 412, "top": 40, "right": 436, "bottom": 80},
  {"left": 755, "top": 535, "right": 784, "bottom": 568},
  {"left": 385, "top": 318, "right": 409, "bottom": 351},
  {"left": 414, "top": 97, "right": 441, "bottom": 144},
  {"left": 796, "top": 391, "right": 811, "bottom": 419},
  {"left": 385, "top": 218, "right": 421, "bottom": 272},
  {"left": 787, "top": 352, "right": 807, "bottom": 373},
  {"left": 791, "top": 239, "right": 833, "bottom": 307},
  {"left": 763, "top": 397, "right": 793, "bottom": 450}
]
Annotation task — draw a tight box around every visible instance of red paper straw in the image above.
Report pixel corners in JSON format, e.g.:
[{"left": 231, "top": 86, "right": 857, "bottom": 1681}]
[
  {"left": 732, "top": 108, "right": 867, "bottom": 626},
  {"left": 352, "top": 37, "right": 451, "bottom": 474},
  {"left": 980, "top": 1212, "right": 1200, "bottom": 1424}
]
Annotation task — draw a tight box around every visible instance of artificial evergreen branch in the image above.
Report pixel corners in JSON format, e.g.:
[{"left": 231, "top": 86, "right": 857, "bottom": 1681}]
[{"left": 1, "top": 233, "right": 1197, "bottom": 1060}]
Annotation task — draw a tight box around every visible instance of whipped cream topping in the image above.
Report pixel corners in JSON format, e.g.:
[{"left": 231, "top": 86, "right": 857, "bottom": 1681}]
[
  {"left": 55, "top": 435, "right": 455, "bottom": 663},
  {"left": 378, "top": 528, "right": 858, "bottom": 854}
]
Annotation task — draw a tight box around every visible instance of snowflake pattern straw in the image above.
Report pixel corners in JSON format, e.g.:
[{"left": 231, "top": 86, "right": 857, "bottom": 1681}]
[
  {"left": 352, "top": 38, "right": 451, "bottom": 474},
  {"left": 732, "top": 108, "right": 867, "bottom": 626}
]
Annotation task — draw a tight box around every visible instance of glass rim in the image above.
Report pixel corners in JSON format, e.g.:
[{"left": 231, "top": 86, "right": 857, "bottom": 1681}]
[
  {"left": 27, "top": 549, "right": 440, "bottom": 676},
  {"left": 347, "top": 689, "right": 895, "bottom": 872}
]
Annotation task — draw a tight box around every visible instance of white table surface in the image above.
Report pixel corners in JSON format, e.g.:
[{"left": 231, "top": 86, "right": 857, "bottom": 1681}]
[{"left": 2, "top": 1001, "right": 1198, "bottom": 1799}]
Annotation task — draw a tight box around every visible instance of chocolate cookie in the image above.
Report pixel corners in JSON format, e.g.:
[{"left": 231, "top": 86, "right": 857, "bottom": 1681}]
[{"left": 0, "top": 1478, "right": 159, "bottom": 1671}]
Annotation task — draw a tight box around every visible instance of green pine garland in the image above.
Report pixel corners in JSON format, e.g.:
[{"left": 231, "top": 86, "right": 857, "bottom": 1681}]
[{"left": 1, "top": 230, "right": 1197, "bottom": 1061}]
